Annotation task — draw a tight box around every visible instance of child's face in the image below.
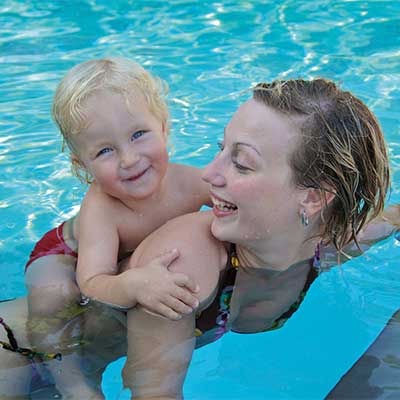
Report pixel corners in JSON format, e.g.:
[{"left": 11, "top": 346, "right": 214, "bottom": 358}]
[{"left": 72, "top": 91, "right": 169, "bottom": 201}]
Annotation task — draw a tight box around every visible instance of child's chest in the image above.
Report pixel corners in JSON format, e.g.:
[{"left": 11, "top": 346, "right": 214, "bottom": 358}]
[{"left": 116, "top": 192, "right": 205, "bottom": 255}]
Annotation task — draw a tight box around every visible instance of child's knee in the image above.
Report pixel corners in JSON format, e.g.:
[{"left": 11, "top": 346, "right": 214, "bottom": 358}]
[
  {"left": 25, "top": 255, "right": 77, "bottom": 289},
  {"left": 29, "top": 283, "right": 81, "bottom": 317}
]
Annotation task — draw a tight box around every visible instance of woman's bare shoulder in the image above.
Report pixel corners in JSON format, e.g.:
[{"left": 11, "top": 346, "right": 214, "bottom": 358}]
[
  {"left": 134, "top": 211, "right": 215, "bottom": 252},
  {"left": 131, "top": 211, "right": 226, "bottom": 304}
]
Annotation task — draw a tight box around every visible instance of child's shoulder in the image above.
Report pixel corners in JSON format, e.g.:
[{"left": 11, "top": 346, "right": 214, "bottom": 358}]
[
  {"left": 167, "top": 163, "right": 203, "bottom": 188},
  {"left": 82, "top": 183, "right": 125, "bottom": 211},
  {"left": 168, "top": 162, "right": 202, "bottom": 175},
  {"left": 166, "top": 163, "right": 210, "bottom": 206}
]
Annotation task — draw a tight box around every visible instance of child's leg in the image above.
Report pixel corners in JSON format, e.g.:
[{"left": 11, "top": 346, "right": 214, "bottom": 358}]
[
  {"left": 25, "top": 255, "right": 108, "bottom": 397},
  {"left": 25, "top": 254, "right": 81, "bottom": 350},
  {"left": 0, "top": 298, "right": 107, "bottom": 399},
  {"left": 0, "top": 298, "right": 31, "bottom": 398}
]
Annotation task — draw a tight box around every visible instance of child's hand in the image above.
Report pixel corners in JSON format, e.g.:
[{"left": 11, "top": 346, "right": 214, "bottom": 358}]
[{"left": 128, "top": 249, "right": 200, "bottom": 321}]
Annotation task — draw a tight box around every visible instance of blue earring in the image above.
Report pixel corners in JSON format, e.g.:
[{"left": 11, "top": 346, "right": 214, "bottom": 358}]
[{"left": 301, "top": 209, "right": 309, "bottom": 226}]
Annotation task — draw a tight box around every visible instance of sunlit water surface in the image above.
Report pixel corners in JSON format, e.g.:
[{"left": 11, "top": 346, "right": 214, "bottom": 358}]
[{"left": 0, "top": 1, "right": 399, "bottom": 398}]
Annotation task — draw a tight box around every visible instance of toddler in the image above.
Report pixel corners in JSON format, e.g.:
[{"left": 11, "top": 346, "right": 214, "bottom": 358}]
[{"left": 25, "top": 58, "right": 210, "bottom": 332}]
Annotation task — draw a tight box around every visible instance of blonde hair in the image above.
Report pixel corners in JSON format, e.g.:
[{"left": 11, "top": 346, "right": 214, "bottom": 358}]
[
  {"left": 52, "top": 57, "right": 169, "bottom": 182},
  {"left": 253, "top": 78, "right": 390, "bottom": 251}
]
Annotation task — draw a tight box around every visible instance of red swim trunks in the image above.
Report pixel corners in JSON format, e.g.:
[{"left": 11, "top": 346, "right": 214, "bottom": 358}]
[{"left": 25, "top": 222, "right": 78, "bottom": 272}]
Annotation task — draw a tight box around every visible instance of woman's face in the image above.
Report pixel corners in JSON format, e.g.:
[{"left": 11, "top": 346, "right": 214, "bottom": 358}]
[{"left": 202, "top": 98, "right": 304, "bottom": 244}]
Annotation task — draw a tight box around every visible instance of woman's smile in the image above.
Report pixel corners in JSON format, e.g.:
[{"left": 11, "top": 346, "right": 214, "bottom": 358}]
[{"left": 210, "top": 193, "right": 238, "bottom": 218}]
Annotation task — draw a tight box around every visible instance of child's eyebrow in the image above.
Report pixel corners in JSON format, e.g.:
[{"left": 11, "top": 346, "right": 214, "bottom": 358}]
[{"left": 126, "top": 122, "right": 146, "bottom": 134}]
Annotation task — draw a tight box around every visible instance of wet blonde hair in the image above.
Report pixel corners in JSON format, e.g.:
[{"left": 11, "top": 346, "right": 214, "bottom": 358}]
[
  {"left": 253, "top": 78, "right": 390, "bottom": 251},
  {"left": 52, "top": 57, "right": 169, "bottom": 182}
]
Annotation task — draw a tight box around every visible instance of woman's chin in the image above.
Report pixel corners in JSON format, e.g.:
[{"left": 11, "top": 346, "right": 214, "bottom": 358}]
[{"left": 210, "top": 218, "right": 234, "bottom": 242}]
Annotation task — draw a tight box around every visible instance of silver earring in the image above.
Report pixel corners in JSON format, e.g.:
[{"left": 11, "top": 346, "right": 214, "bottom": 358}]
[{"left": 301, "top": 209, "right": 309, "bottom": 226}]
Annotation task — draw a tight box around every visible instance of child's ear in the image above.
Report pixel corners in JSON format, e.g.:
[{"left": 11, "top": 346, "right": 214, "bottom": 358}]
[
  {"left": 161, "top": 120, "right": 168, "bottom": 139},
  {"left": 71, "top": 153, "right": 83, "bottom": 167},
  {"left": 300, "top": 188, "right": 336, "bottom": 217}
]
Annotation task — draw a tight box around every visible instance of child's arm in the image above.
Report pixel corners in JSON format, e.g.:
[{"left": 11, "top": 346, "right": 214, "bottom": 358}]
[{"left": 76, "top": 188, "right": 199, "bottom": 319}]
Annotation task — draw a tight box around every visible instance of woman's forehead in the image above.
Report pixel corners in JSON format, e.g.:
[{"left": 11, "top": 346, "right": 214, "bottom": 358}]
[{"left": 226, "top": 99, "right": 300, "bottom": 151}]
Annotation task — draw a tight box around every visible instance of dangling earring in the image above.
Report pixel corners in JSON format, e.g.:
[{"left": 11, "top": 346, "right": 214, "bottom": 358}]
[{"left": 300, "top": 209, "right": 309, "bottom": 226}]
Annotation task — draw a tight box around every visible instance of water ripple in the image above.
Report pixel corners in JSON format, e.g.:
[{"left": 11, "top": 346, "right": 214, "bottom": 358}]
[{"left": 0, "top": 1, "right": 399, "bottom": 397}]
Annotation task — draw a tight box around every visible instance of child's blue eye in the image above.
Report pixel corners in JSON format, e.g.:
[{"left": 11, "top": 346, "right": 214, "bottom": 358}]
[
  {"left": 96, "top": 147, "right": 113, "bottom": 157},
  {"left": 131, "top": 130, "right": 145, "bottom": 140}
]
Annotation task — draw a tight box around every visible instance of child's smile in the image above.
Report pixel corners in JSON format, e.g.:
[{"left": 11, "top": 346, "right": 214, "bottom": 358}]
[{"left": 72, "top": 90, "right": 169, "bottom": 201}]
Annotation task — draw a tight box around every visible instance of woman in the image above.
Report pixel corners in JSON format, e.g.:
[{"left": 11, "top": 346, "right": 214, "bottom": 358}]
[
  {"left": 0, "top": 78, "right": 395, "bottom": 398},
  {"left": 120, "top": 78, "right": 393, "bottom": 398}
]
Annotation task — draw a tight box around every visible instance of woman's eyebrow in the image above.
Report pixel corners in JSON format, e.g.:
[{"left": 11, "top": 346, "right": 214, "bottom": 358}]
[{"left": 235, "top": 142, "right": 261, "bottom": 156}]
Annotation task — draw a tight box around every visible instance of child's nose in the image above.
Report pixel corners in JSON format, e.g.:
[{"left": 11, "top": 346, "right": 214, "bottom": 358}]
[{"left": 120, "top": 149, "right": 139, "bottom": 169}]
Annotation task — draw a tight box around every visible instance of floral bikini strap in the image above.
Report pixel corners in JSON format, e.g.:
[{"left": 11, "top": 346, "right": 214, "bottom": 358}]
[
  {"left": 230, "top": 244, "right": 240, "bottom": 269},
  {"left": 0, "top": 317, "right": 62, "bottom": 361}
]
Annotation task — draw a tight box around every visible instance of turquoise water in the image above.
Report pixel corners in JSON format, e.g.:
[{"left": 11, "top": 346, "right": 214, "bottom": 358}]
[{"left": 1, "top": 1, "right": 400, "bottom": 398}]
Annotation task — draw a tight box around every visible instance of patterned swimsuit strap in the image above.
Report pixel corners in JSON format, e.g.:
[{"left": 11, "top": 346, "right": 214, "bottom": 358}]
[
  {"left": 229, "top": 243, "right": 240, "bottom": 269},
  {"left": 0, "top": 317, "right": 62, "bottom": 361}
]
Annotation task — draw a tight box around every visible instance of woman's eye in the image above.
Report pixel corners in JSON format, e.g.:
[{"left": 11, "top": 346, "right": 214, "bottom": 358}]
[
  {"left": 234, "top": 161, "right": 250, "bottom": 172},
  {"left": 131, "top": 130, "right": 145, "bottom": 140},
  {"left": 217, "top": 141, "right": 224, "bottom": 151},
  {"left": 96, "top": 147, "right": 113, "bottom": 157}
]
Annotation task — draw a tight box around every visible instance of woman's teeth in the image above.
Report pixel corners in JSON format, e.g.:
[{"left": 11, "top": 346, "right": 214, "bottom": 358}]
[{"left": 213, "top": 197, "right": 237, "bottom": 211}]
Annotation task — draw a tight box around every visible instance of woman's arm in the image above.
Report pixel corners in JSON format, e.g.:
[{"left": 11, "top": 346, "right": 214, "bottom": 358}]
[
  {"left": 340, "top": 205, "right": 400, "bottom": 257},
  {"left": 122, "top": 211, "right": 224, "bottom": 398},
  {"left": 358, "top": 204, "right": 400, "bottom": 243},
  {"left": 123, "top": 307, "right": 196, "bottom": 399}
]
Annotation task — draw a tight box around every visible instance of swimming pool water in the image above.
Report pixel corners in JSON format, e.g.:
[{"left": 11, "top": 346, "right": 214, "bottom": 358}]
[{"left": 1, "top": 1, "right": 400, "bottom": 398}]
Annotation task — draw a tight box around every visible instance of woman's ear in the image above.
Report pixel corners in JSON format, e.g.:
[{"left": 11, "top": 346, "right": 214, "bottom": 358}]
[{"left": 300, "top": 188, "right": 336, "bottom": 217}]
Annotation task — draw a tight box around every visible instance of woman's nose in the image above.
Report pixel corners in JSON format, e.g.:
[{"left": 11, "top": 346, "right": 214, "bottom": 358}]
[{"left": 202, "top": 157, "right": 226, "bottom": 187}]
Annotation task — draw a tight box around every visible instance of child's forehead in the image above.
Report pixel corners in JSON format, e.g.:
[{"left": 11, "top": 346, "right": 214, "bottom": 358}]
[
  {"left": 83, "top": 89, "right": 149, "bottom": 112},
  {"left": 81, "top": 90, "right": 161, "bottom": 127},
  {"left": 77, "top": 88, "right": 167, "bottom": 132}
]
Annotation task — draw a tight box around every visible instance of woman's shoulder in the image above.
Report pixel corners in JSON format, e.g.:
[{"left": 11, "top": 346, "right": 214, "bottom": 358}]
[
  {"left": 164, "top": 210, "right": 213, "bottom": 230},
  {"left": 136, "top": 211, "right": 224, "bottom": 261},
  {"left": 132, "top": 211, "right": 228, "bottom": 305}
]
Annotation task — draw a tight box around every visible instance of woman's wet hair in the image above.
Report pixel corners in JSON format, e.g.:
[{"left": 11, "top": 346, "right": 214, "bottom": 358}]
[{"left": 253, "top": 78, "right": 390, "bottom": 251}]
